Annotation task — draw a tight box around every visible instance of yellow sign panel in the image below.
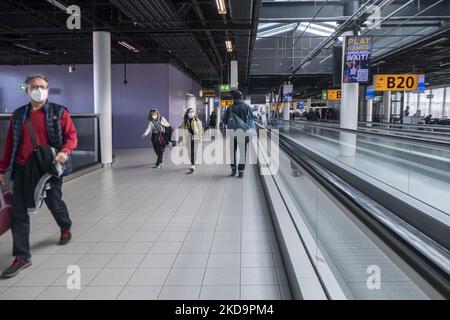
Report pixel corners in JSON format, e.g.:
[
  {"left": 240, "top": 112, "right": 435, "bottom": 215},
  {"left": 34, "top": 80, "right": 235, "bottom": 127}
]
[
  {"left": 328, "top": 89, "right": 341, "bottom": 100},
  {"left": 221, "top": 100, "right": 233, "bottom": 107},
  {"left": 374, "top": 74, "right": 419, "bottom": 91}
]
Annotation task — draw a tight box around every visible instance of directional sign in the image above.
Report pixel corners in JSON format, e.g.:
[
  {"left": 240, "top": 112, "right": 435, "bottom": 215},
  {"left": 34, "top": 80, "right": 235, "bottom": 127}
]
[
  {"left": 374, "top": 74, "right": 419, "bottom": 91},
  {"left": 219, "top": 84, "right": 231, "bottom": 92},
  {"left": 328, "top": 89, "right": 341, "bottom": 100},
  {"left": 221, "top": 100, "right": 233, "bottom": 107}
]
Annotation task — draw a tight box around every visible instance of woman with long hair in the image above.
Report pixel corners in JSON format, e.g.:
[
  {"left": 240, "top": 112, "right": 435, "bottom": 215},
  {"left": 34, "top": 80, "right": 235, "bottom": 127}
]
[
  {"left": 142, "top": 108, "right": 170, "bottom": 168},
  {"left": 180, "top": 107, "right": 204, "bottom": 174}
]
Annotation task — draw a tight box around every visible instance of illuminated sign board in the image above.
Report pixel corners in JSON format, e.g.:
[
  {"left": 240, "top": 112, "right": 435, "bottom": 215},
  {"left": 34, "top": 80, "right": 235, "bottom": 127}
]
[{"left": 374, "top": 74, "right": 419, "bottom": 91}]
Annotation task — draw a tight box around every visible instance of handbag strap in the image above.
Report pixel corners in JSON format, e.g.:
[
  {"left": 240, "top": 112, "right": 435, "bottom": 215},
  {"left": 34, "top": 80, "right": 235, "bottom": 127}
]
[{"left": 27, "top": 114, "right": 38, "bottom": 148}]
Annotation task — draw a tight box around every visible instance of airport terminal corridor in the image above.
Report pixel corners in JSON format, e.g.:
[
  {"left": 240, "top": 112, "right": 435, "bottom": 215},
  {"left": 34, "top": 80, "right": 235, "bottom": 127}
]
[
  {"left": 0, "top": 0, "right": 449, "bottom": 306},
  {"left": 0, "top": 149, "right": 291, "bottom": 300}
]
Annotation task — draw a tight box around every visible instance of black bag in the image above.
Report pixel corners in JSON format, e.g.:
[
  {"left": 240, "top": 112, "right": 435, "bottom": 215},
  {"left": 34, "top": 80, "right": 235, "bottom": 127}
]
[{"left": 164, "top": 126, "right": 174, "bottom": 144}]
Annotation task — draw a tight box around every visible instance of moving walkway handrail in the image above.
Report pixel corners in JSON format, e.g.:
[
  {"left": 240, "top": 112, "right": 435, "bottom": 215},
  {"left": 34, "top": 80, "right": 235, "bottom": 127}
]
[
  {"left": 285, "top": 119, "right": 450, "bottom": 147},
  {"left": 264, "top": 124, "right": 450, "bottom": 298}
]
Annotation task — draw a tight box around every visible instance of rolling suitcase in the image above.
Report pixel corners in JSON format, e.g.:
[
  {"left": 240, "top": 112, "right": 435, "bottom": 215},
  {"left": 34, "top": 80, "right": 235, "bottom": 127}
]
[{"left": 0, "top": 186, "right": 13, "bottom": 236}]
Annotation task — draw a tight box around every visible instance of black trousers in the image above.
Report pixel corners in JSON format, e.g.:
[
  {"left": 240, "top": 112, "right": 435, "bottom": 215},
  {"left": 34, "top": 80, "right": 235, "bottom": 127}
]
[
  {"left": 190, "top": 138, "right": 195, "bottom": 165},
  {"left": 151, "top": 133, "right": 165, "bottom": 165},
  {"left": 11, "top": 163, "right": 72, "bottom": 261},
  {"left": 231, "top": 136, "right": 249, "bottom": 173}
]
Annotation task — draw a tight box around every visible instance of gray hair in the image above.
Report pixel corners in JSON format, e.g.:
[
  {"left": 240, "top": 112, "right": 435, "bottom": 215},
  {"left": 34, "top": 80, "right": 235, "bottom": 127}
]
[{"left": 25, "top": 74, "right": 49, "bottom": 86}]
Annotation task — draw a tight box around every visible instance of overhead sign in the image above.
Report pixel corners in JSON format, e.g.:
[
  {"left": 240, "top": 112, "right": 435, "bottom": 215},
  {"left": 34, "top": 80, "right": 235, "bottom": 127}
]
[
  {"left": 221, "top": 100, "right": 233, "bottom": 107},
  {"left": 322, "top": 89, "right": 341, "bottom": 100},
  {"left": 374, "top": 74, "right": 419, "bottom": 91},
  {"left": 328, "top": 89, "right": 341, "bottom": 100},
  {"left": 298, "top": 101, "right": 304, "bottom": 109},
  {"left": 365, "top": 85, "right": 375, "bottom": 100},
  {"left": 343, "top": 36, "right": 372, "bottom": 83},
  {"left": 417, "top": 74, "right": 425, "bottom": 93},
  {"left": 219, "top": 84, "right": 231, "bottom": 92},
  {"left": 283, "top": 83, "right": 293, "bottom": 102},
  {"left": 200, "top": 89, "right": 217, "bottom": 97}
]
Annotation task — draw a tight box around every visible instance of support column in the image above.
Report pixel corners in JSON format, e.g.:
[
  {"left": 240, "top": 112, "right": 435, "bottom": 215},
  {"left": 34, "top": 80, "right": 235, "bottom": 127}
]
[
  {"left": 340, "top": 30, "right": 358, "bottom": 157},
  {"left": 383, "top": 91, "right": 391, "bottom": 123},
  {"left": 230, "top": 60, "right": 238, "bottom": 90},
  {"left": 366, "top": 99, "right": 373, "bottom": 123},
  {"left": 283, "top": 102, "right": 290, "bottom": 121},
  {"left": 93, "top": 31, "right": 112, "bottom": 167}
]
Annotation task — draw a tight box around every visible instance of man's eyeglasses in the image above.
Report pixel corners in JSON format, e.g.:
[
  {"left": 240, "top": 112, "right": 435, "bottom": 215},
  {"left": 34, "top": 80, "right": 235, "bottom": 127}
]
[{"left": 29, "top": 85, "right": 48, "bottom": 90}]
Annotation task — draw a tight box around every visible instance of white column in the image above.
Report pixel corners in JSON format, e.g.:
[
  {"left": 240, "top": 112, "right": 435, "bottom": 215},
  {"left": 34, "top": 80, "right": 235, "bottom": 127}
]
[
  {"left": 340, "top": 31, "right": 359, "bottom": 130},
  {"left": 340, "top": 30, "right": 358, "bottom": 157},
  {"left": 383, "top": 91, "right": 391, "bottom": 123},
  {"left": 283, "top": 102, "right": 290, "bottom": 120},
  {"left": 230, "top": 60, "right": 238, "bottom": 90},
  {"left": 93, "top": 31, "right": 112, "bottom": 167},
  {"left": 366, "top": 99, "right": 373, "bottom": 123},
  {"left": 215, "top": 104, "right": 221, "bottom": 128}
]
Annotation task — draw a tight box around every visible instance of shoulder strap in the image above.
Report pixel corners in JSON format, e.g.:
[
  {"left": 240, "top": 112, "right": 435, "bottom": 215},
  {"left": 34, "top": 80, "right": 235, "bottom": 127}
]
[{"left": 27, "top": 114, "right": 38, "bottom": 148}]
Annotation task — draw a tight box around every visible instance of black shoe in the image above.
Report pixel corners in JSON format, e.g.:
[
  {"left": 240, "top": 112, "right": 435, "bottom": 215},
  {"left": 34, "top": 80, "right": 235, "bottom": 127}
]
[
  {"left": 238, "top": 172, "right": 244, "bottom": 178},
  {"left": 59, "top": 228, "right": 72, "bottom": 245},
  {"left": 1, "top": 257, "right": 32, "bottom": 279},
  {"left": 230, "top": 169, "right": 237, "bottom": 176}
]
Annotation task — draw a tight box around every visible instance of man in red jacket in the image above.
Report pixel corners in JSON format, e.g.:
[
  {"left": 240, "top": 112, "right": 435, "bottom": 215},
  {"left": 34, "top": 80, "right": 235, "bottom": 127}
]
[{"left": 0, "top": 74, "right": 78, "bottom": 278}]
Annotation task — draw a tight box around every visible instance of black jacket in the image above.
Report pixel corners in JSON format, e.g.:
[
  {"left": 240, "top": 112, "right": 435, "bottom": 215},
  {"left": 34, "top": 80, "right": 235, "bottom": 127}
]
[{"left": 24, "top": 145, "right": 64, "bottom": 214}]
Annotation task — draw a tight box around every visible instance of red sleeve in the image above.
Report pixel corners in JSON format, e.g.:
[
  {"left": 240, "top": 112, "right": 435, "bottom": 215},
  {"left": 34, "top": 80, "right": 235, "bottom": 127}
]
[
  {"left": 60, "top": 109, "right": 78, "bottom": 155},
  {"left": 0, "top": 118, "right": 14, "bottom": 174}
]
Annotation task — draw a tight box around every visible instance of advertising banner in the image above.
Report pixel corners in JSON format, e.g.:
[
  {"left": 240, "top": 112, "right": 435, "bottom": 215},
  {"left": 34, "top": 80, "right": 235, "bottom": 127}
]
[{"left": 343, "top": 36, "right": 372, "bottom": 83}]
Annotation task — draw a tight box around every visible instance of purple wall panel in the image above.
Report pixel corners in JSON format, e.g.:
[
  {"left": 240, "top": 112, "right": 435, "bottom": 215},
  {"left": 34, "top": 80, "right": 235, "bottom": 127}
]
[
  {"left": 111, "top": 64, "right": 169, "bottom": 148},
  {"left": 0, "top": 65, "right": 93, "bottom": 114},
  {"left": 168, "top": 65, "right": 201, "bottom": 127},
  {"left": 0, "top": 63, "right": 199, "bottom": 148}
]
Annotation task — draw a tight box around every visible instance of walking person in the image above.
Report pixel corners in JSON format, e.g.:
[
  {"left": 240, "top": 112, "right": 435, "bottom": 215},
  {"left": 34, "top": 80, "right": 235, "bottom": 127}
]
[
  {"left": 180, "top": 108, "right": 204, "bottom": 174},
  {"left": 0, "top": 74, "right": 78, "bottom": 278},
  {"left": 208, "top": 111, "right": 217, "bottom": 129},
  {"left": 142, "top": 108, "right": 170, "bottom": 168},
  {"left": 223, "top": 90, "right": 254, "bottom": 178}
]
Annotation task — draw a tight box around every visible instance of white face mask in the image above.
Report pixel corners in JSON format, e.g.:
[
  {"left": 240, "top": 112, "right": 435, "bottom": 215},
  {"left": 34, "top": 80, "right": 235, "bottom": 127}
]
[
  {"left": 188, "top": 113, "right": 195, "bottom": 119},
  {"left": 29, "top": 88, "right": 48, "bottom": 103},
  {"left": 151, "top": 115, "right": 157, "bottom": 120}
]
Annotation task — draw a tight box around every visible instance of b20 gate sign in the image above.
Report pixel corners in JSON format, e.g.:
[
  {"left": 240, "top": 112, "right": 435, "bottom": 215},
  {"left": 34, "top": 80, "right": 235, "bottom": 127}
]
[{"left": 374, "top": 74, "right": 419, "bottom": 91}]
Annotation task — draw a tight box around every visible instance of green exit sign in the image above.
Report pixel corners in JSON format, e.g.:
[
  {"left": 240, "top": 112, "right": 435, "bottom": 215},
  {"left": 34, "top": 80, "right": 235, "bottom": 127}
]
[
  {"left": 18, "top": 84, "right": 27, "bottom": 92},
  {"left": 322, "top": 90, "right": 328, "bottom": 100},
  {"left": 219, "top": 84, "right": 231, "bottom": 92}
]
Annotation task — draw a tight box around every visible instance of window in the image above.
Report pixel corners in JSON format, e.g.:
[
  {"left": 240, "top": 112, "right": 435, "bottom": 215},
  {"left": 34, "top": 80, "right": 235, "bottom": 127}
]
[
  {"left": 406, "top": 92, "right": 419, "bottom": 114},
  {"left": 418, "top": 90, "right": 430, "bottom": 117},
  {"left": 430, "top": 88, "right": 444, "bottom": 118}
]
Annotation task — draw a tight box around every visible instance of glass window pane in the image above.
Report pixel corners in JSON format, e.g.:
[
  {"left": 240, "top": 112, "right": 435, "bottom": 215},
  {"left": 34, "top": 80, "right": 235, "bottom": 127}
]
[
  {"left": 430, "top": 88, "right": 444, "bottom": 118},
  {"left": 417, "top": 90, "right": 430, "bottom": 116},
  {"left": 407, "top": 92, "right": 419, "bottom": 114}
]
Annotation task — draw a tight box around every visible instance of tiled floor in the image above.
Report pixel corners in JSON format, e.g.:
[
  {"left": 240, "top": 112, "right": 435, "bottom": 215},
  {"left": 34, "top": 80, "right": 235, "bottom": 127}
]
[{"left": 0, "top": 149, "right": 292, "bottom": 300}]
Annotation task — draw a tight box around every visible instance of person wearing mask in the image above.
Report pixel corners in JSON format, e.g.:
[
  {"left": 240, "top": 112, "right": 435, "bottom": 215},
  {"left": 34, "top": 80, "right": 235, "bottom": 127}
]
[
  {"left": 424, "top": 114, "right": 432, "bottom": 124},
  {"left": 142, "top": 108, "right": 170, "bottom": 168},
  {"left": 0, "top": 74, "right": 78, "bottom": 278},
  {"left": 180, "top": 108, "right": 204, "bottom": 174},
  {"left": 208, "top": 111, "right": 217, "bottom": 129},
  {"left": 223, "top": 90, "right": 254, "bottom": 178}
]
